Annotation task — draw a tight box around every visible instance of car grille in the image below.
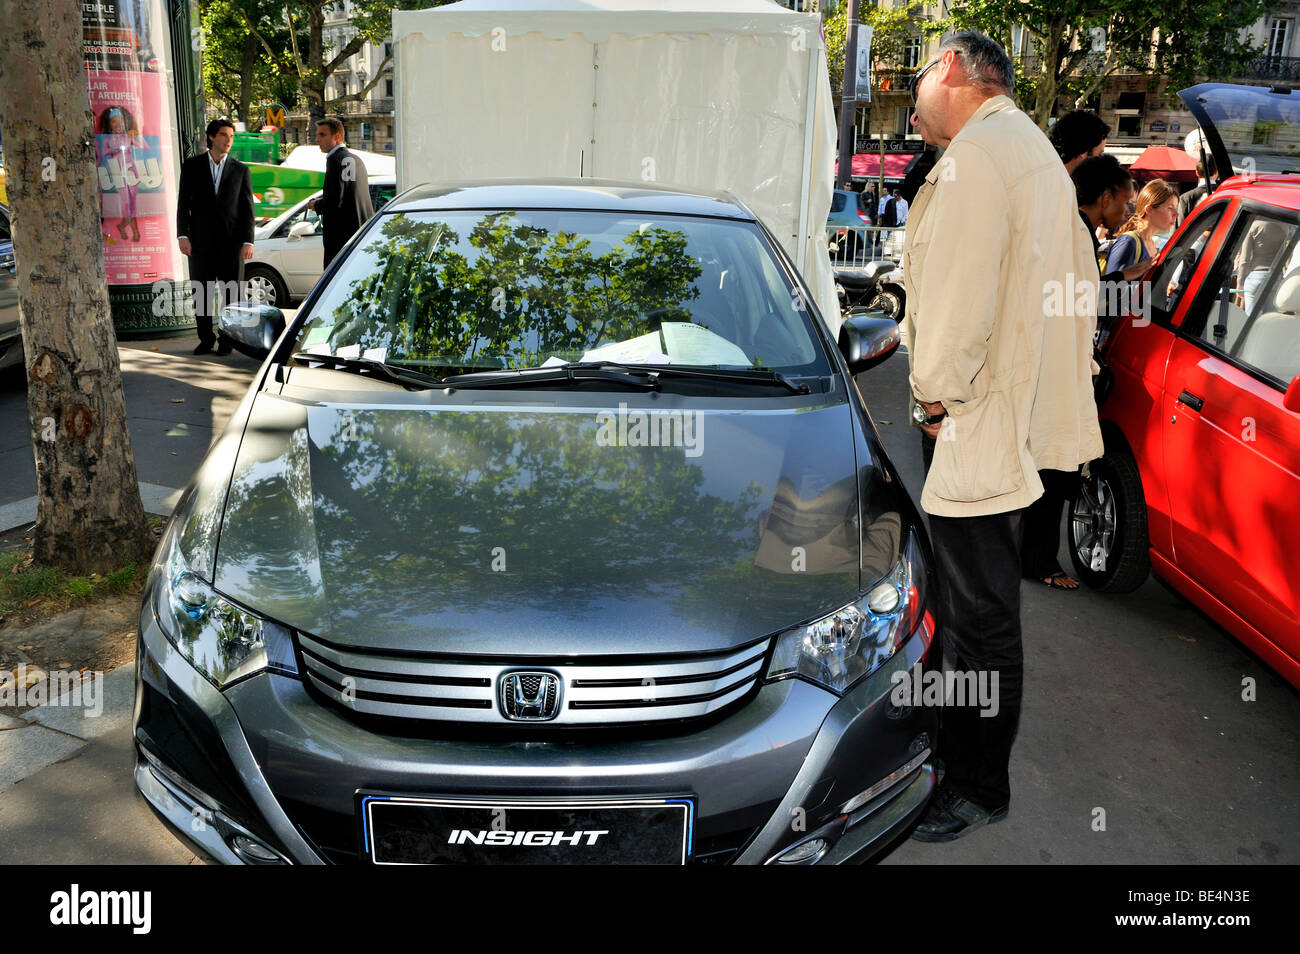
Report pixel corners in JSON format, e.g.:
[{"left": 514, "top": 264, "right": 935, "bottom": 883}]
[{"left": 296, "top": 631, "right": 771, "bottom": 726}]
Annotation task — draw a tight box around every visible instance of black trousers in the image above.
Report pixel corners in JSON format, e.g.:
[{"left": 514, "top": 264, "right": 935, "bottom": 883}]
[
  {"left": 1020, "top": 468, "right": 1080, "bottom": 579},
  {"left": 189, "top": 248, "right": 240, "bottom": 346},
  {"left": 922, "top": 433, "right": 1025, "bottom": 809}
]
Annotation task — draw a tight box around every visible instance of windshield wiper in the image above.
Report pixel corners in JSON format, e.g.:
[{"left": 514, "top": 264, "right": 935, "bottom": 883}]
[
  {"left": 291, "top": 352, "right": 442, "bottom": 390},
  {"left": 565, "top": 361, "right": 812, "bottom": 395},
  {"left": 438, "top": 365, "right": 660, "bottom": 391}
]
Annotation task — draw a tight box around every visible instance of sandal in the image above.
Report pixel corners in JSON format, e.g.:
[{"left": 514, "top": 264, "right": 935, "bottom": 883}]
[{"left": 1040, "top": 571, "right": 1080, "bottom": 590}]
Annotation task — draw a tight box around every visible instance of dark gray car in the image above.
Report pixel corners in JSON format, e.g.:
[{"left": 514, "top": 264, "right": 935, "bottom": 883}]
[{"left": 133, "top": 179, "right": 941, "bottom": 865}]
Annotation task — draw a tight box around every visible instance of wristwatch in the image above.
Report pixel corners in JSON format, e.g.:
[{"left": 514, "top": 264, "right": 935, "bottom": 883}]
[{"left": 912, "top": 402, "right": 947, "bottom": 426}]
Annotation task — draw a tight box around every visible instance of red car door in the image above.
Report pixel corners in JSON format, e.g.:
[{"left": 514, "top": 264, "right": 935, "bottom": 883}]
[{"left": 1160, "top": 207, "right": 1300, "bottom": 680}]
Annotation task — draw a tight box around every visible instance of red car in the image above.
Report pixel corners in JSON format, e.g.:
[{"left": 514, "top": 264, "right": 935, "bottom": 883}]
[{"left": 1069, "top": 83, "right": 1300, "bottom": 690}]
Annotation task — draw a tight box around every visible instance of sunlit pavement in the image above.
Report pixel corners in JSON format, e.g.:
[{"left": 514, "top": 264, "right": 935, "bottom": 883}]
[{"left": 0, "top": 335, "right": 263, "bottom": 524}]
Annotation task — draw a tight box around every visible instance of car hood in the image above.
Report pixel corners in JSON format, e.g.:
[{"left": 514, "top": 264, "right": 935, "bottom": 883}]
[{"left": 208, "top": 385, "right": 883, "bottom": 657}]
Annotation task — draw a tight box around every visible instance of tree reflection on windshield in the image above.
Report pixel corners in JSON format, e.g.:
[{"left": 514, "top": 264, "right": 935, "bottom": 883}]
[{"left": 322, "top": 212, "right": 703, "bottom": 371}]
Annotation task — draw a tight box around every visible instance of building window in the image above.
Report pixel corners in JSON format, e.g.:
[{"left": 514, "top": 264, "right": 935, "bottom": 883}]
[
  {"left": 384, "top": 41, "right": 393, "bottom": 58},
  {"left": 1268, "top": 18, "right": 1292, "bottom": 59},
  {"left": 386, "top": 124, "right": 393, "bottom": 138},
  {"left": 895, "top": 105, "right": 914, "bottom": 137},
  {"left": 1089, "top": 27, "right": 1106, "bottom": 52},
  {"left": 1010, "top": 24, "right": 1024, "bottom": 57},
  {"left": 903, "top": 37, "right": 921, "bottom": 69},
  {"left": 1116, "top": 115, "right": 1142, "bottom": 137},
  {"left": 385, "top": 78, "right": 393, "bottom": 97}
]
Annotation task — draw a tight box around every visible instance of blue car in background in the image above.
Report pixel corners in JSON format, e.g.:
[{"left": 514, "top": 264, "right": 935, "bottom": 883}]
[{"left": 826, "top": 188, "right": 873, "bottom": 233}]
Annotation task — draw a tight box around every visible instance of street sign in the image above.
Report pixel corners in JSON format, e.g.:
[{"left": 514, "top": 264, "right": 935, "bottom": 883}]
[
  {"left": 855, "top": 138, "right": 925, "bottom": 154},
  {"left": 265, "top": 103, "right": 286, "bottom": 128}
]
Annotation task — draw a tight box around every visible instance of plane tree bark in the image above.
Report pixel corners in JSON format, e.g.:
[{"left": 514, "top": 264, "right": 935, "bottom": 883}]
[{"left": 0, "top": 2, "right": 156, "bottom": 572}]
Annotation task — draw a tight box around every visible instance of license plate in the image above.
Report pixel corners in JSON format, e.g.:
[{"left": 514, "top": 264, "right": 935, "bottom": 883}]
[{"left": 359, "top": 795, "right": 694, "bottom": 865}]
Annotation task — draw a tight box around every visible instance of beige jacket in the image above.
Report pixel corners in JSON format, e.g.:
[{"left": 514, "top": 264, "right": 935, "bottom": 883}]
[{"left": 902, "top": 95, "right": 1103, "bottom": 517}]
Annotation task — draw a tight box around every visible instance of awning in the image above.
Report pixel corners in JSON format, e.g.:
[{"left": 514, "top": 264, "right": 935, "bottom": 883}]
[{"left": 834, "top": 152, "right": 914, "bottom": 179}]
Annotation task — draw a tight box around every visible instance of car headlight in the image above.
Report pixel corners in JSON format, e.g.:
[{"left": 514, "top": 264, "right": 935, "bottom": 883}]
[
  {"left": 152, "top": 527, "right": 298, "bottom": 688},
  {"left": 766, "top": 531, "right": 930, "bottom": 696}
]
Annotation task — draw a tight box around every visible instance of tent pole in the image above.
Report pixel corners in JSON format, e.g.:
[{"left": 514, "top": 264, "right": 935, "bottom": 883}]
[{"left": 797, "top": 32, "right": 818, "bottom": 272}]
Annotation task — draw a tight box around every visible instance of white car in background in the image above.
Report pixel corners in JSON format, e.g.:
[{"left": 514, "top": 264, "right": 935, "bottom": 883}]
[{"left": 244, "top": 179, "right": 397, "bottom": 307}]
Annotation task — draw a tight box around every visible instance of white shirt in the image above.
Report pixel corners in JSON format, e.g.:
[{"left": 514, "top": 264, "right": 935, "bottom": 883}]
[
  {"left": 895, "top": 196, "right": 909, "bottom": 224},
  {"left": 208, "top": 151, "right": 227, "bottom": 193}
]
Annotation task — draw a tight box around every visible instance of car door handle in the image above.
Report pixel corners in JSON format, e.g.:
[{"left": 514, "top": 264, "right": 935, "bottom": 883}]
[{"left": 1178, "top": 390, "right": 1204, "bottom": 412}]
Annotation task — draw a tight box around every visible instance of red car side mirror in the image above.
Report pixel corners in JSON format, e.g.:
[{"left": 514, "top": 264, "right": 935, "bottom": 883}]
[{"left": 1285, "top": 375, "right": 1300, "bottom": 414}]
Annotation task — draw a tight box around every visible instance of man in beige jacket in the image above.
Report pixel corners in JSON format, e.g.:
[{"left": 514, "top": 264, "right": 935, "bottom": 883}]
[{"left": 903, "top": 32, "right": 1103, "bottom": 841}]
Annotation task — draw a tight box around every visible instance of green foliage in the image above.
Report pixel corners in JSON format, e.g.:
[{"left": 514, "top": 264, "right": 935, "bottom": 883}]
[
  {"left": 824, "top": 2, "right": 937, "bottom": 96},
  {"left": 322, "top": 212, "right": 702, "bottom": 369},
  {"left": 199, "top": 0, "right": 303, "bottom": 123},
  {"left": 945, "top": 0, "right": 1270, "bottom": 124}
]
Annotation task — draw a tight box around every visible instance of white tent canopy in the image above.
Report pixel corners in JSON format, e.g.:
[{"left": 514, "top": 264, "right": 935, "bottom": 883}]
[{"left": 393, "top": 0, "right": 840, "bottom": 327}]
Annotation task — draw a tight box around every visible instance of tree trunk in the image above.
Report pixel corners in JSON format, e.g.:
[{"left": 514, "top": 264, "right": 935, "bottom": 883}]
[
  {"left": 0, "top": 1, "right": 156, "bottom": 573},
  {"left": 1033, "top": 35, "right": 1065, "bottom": 129},
  {"left": 307, "top": 5, "right": 326, "bottom": 125},
  {"left": 239, "top": 29, "right": 257, "bottom": 125}
]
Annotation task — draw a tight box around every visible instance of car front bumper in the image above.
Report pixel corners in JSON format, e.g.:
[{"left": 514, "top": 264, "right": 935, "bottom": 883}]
[{"left": 133, "top": 589, "right": 938, "bottom": 865}]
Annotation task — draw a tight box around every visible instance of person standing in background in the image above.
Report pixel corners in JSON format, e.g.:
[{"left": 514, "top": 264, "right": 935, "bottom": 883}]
[
  {"left": 1049, "top": 109, "right": 1110, "bottom": 175},
  {"left": 308, "top": 118, "right": 374, "bottom": 268},
  {"left": 176, "top": 118, "right": 254, "bottom": 356},
  {"left": 1178, "top": 155, "right": 1217, "bottom": 224}
]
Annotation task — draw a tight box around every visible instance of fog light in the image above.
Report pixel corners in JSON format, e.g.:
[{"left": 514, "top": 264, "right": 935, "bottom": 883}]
[
  {"left": 230, "top": 834, "right": 281, "bottom": 862},
  {"left": 774, "top": 837, "right": 831, "bottom": 864}
]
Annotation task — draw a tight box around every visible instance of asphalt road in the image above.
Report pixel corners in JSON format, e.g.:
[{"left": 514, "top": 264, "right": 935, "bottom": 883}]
[{"left": 0, "top": 335, "right": 1295, "bottom": 865}]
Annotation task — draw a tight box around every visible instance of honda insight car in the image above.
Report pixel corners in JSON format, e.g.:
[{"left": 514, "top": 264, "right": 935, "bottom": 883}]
[{"left": 133, "top": 179, "right": 940, "bottom": 865}]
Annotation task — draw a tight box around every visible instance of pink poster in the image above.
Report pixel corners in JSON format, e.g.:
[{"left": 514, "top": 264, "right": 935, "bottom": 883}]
[{"left": 87, "top": 70, "right": 183, "bottom": 285}]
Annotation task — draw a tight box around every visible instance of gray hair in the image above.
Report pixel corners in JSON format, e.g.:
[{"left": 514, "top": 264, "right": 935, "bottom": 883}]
[{"left": 940, "top": 31, "right": 1014, "bottom": 95}]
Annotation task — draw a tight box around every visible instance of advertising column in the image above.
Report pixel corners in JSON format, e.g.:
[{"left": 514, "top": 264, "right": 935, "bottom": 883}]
[{"left": 83, "top": 0, "right": 194, "bottom": 335}]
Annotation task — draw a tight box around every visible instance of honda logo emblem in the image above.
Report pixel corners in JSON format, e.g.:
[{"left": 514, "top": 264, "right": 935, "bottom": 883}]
[{"left": 499, "top": 671, "right": 562, "bottom": 721}]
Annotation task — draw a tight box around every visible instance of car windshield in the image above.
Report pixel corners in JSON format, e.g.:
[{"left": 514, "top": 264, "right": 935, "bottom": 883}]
[{"left": 293, "top": 209, "right": 830, "bottom": 375}]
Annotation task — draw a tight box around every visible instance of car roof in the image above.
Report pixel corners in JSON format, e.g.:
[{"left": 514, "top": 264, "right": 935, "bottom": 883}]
[
  {"left": 385, "top": 179, "right": 755, "bottom": 220},
  {"left": 1205, "top": 174, "right": 1300, "bottom": 211}
]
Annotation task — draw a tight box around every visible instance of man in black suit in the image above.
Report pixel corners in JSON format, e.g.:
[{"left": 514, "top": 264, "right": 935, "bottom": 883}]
[
  {"left": 308, "top": 118, "right": 373, "bottom": 267},
  {"left": 176, "top": 118, "right": 255, "bottom": 355}
]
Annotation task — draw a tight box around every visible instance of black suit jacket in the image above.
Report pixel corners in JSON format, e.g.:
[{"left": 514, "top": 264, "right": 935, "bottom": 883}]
[
  {"left": 320, "top": 146, "right": 374, "bottom": 264},
  {"left": 176, "top": 151, "right": 254, "bottom": 279}
]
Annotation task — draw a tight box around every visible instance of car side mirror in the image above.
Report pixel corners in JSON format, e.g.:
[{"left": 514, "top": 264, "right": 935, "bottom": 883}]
[
  {"left": 287, "top": 221, "right": 315, "bottom": 241},
  {"left": 838, "top": 311, "right": 899, "bottom": 374},
  {"left": 218, "top": 303, "right": 287, "bottom": 359},
  {"left": 1285, "top": 374, "right": 1300, "bottom": 414}
]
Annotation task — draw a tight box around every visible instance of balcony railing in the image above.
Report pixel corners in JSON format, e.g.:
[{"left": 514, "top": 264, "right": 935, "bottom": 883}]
[
  {"left": 1235, "top": 55, "right": 1300, "bottom": 82},
  {"left": 1015, "top": 50, "right": 1109, "bottom": 74}
]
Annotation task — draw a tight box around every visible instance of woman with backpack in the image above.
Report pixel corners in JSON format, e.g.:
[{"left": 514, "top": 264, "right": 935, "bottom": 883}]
[{"left": 1103, "top": 179, "right": 1179, "bottom": 279}]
